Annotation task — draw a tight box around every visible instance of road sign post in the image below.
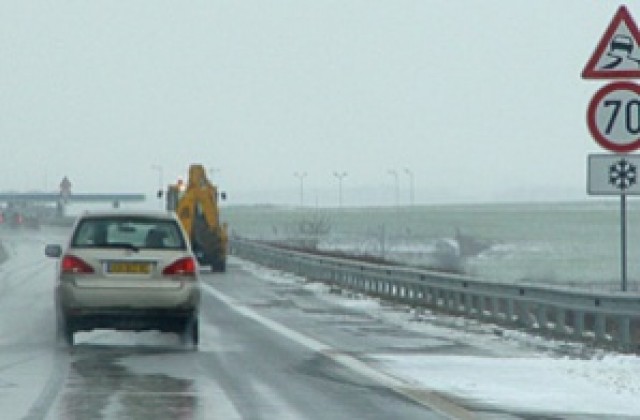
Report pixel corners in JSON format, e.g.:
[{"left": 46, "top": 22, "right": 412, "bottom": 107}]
[
  {"left": 584, "top": 6, "right": 640, "bottom": 292},
  {"left": 621, "top": 193, "right": 628, "bottom": 291},
  {"left": 588, "top": 154, "right": 640, "bottom": 291}
]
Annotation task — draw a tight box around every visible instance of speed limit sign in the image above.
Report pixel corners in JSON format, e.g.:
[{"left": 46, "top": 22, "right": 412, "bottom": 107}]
[{"left": 587, "top": 82, "right": 640, "bottom": 152}]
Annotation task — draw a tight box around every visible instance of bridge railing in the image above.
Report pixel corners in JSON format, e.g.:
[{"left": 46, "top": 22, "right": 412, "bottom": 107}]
[{"left": 230, "top": 238, "right": 640, "bottom": 352}]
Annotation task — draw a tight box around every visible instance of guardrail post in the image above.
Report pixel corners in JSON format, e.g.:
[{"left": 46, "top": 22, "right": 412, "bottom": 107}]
[
  {"left": 412, "top": 286, "right": 420, "bottom": 305},
  {"left": 447, "top": 291, "right": 455, "bottom": 311},
  {"left": 518, "top": 302, "right": 532, "bottom": 328},
  {"left": 506, "top": 299, "right": 516, "bottom": 323},
  {"left": 555, "top": 308, "right": 566, "bottom": 335},
  {"left": 476, "top": 296, "right": 484, "bottom": 319},
  {"left": 595, "top": 314, "right": 607, "bottom": 343},
  {"left": 464, "top": 293, "right": 473, "bottom": 316},
  {"left": 537, "top": 305, "right": 548, "bottom": 331},
  {"left": 574, "top": 311, "right": 585, "bottom": 339},
  {"left": 618, "top": 316, "right": 631, "bottom": 350},
  {"left": 490, "top": 297, "right": 500, "bottom": 321},
  {"left": 424, "top": 287, "right": 430, "bottom": 301},
  {"left": 453, "top": 292, "right": 462, "bottom": 313},
  {"left": 432, "top": 288, "right": 439, "bottom": 309}
]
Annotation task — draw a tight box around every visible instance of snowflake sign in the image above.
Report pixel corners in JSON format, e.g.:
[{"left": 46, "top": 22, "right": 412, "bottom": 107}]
[{"left": 609, "top": 158, "right": 637, "bottom": 190}]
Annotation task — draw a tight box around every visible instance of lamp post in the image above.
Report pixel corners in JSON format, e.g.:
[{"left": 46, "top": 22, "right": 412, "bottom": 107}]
[
  {"left": 404, "top": 168, "right": 414, "bottom": 206},
  {"left": 208, "top": 167, "right": 220, "bottom": 180},
  {"left": 333, "top": 171, "right": 347, "bottom": 207},
  {"left": 388, "top": 169, "right": 399, "bottom": 208},
  {"left": 294, "top": 172, "right": 307, "bottom": 207},
  {"left": 151, "top": 164, "right": 163, "bottom": 209}
]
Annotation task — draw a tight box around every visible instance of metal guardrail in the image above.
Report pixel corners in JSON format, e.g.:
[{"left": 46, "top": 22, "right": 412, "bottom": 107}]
[{"left": 230, "top": 238, "right": 640, "bottom": 353}]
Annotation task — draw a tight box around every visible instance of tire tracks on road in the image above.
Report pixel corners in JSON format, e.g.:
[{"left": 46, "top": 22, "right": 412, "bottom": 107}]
[
  {"left": 202, "top": 282, "right": 475, "bottom": 420},
  {"left": 20, "top": 349, "right": 70, "bottom": 420}
]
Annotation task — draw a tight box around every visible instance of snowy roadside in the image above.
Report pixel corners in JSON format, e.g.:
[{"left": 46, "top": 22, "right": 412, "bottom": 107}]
[{"left": 235, "top": 256, "right": 640, "bottom": 418}]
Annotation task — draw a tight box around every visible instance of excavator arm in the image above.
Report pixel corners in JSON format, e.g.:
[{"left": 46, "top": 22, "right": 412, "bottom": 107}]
[
  {"left": 176, "top": 186, "right": 220, "bottom": 236},
  {"left": 170, "top": 164, "right": 227, "bottom": 271}
]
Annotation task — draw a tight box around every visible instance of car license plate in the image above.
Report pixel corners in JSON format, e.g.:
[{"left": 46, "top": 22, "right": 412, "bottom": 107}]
[{"left": 106, "top": 262, "right": 151, "bottom": 274}]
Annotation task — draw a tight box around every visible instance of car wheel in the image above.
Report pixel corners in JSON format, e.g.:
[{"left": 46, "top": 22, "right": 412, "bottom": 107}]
[
  {"left": 210, "top": 259, "right": 225, "bottom": 273},
  {"left": 192, "top": 318, "right": 199, "bottom": 346},
  {"left": 55, "top": 319, "right": 64, "bottom": 344},
  {"left": 64, "top": 321, "right": 74, "bottom": 346},
  {"left": 181, "top": 317, "right": 199, "bottom": 348},
  {"left": 55, "top": 310, "right": 74, "bottom": 346},
  {"left": 57, "top": 319, "right": 74, "bottom": 346}
]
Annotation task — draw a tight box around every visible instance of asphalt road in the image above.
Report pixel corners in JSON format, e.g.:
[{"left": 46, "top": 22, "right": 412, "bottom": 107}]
[
  {"left": 5, "top": 229, "right": 615, "bottom": 419},
  {"left": 0, "top": 230, "right": 461, "bottom": 420}
]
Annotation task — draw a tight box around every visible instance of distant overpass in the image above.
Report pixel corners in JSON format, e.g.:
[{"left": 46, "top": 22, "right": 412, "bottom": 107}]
[
  {"left": 0, "top": 177, "right": 147, "bottom": 227},
  {"left": 0, "top": 192, "right": 146, "bottom": 204},
  {"left": 0, "top": 176, "right": 145, "bottom": 206},
  {"left": 0, "top": 191, "right": 146, "bottom": 226}
]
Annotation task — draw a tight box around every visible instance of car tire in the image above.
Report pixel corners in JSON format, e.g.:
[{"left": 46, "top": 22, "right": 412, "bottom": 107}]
[
  {"left": 55, "top": 310, "right": 74, "bottom": 346},
  {"left": 192, "top": 318, "right": 199, "bottom": 346},
  {"left": 181, "top": 317, "right": 199, "bottom": 348},
  {"left": 55, "top": 320, "right": 64, "bottom": 345},
  {"left": 57, "top": 319, "right": 74, "bottom": 346},
  {"left": 64, "top": 321, "right": 74, "bottom": 346},
  {"left": 211, "top": 258, "right": 226, "bottom": 273}
]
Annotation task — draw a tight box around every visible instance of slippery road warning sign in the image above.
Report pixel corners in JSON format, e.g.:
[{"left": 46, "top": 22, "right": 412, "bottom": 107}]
[{"left": 583, "top": 6, "right": 640, "bottom": 79}]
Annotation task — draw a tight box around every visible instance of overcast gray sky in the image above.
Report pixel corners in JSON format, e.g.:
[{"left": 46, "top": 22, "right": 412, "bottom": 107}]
[{"left": 0, "top": 1, "right": 629, "bottom": 206}]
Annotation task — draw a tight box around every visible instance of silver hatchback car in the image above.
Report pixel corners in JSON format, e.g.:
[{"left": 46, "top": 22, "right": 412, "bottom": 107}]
[{"left": 45, "top": 211, "right": 200, "bottom": 347}]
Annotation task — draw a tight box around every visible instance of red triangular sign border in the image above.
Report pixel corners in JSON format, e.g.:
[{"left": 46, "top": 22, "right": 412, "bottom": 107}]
[{"left": 582, "top": 5, "right": 640, "bottom": 79}]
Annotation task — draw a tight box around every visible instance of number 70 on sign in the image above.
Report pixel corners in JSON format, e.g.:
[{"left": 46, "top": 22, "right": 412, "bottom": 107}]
[{"left": 587, "top": 82, "right": 640, "bottom": 153}]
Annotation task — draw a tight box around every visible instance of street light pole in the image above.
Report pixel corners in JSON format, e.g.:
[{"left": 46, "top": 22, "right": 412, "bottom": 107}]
[
  {"left": 388, "top": 169, "right": 399, "bottom": 207},
  {"left": 404, "top": 168, "right": 414, "bottom": 206},
  {"left": 333, "top": 171, "right": 347, "bottom": 207},
  {"left": 151, "top": 164, "right": 164, "bottom": 209},
  {"left": 208, "top": 167, "right": 220, "bottom": 181},
  {"left": 294, "top": 172, "right": 307, "bottom": 207}
]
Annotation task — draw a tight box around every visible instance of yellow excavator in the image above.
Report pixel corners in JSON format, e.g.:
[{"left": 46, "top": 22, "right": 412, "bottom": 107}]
[{"left": 166, "top": 164, "right": 228, "bottom": 272}]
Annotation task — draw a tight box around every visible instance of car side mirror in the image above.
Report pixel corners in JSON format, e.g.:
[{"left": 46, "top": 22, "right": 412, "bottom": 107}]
[{"left": 45, "top": 244, "right": 62, "bottom": 258}]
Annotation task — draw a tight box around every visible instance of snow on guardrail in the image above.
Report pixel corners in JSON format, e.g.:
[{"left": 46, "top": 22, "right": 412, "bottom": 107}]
[{"left": 230, "top": 237, "right": 640, "bottom": 353}]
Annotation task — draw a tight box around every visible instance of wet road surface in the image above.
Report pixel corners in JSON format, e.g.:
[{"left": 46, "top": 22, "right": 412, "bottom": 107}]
[{"left": 0, "top": 231, "right": 456, "bottom": 419}]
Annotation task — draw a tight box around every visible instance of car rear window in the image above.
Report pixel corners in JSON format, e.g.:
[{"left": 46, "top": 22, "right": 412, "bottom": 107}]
[{"left": 71, "top": 217, "right": 187, "bottom": 250}]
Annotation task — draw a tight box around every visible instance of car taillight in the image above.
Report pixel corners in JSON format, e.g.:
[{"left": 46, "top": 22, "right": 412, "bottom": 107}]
[
  {"left": 61, "top": 255, "right": 95, "bottom": 274},
  {"left": 163, "top": 257, "right": 197, "bottom": 276}
]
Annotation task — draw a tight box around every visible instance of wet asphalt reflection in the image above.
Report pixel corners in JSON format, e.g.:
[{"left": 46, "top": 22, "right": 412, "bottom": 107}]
[{"left": 57, "top": 345, "right": 198, "bottom": 420}]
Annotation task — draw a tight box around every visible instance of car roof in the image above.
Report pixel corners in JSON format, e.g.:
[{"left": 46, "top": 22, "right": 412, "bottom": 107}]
[{"left": 77, "top": 210, "right": 177, "bottom": 221}]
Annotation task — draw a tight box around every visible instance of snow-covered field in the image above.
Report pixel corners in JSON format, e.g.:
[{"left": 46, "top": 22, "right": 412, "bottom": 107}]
[
  {"left": 223, "top": 203, "right": 640, "bottom": 290},
  {"left": 239, "top": 257, "right": 640, "bottom": 418}
]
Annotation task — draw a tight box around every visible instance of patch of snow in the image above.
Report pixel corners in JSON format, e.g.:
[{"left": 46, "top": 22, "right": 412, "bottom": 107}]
[
  {"left": 372, "top": 354, "right": 640, "bottom": 417},
  {"left": 235, "top": 257, "right": 640, "bottom": 416}
]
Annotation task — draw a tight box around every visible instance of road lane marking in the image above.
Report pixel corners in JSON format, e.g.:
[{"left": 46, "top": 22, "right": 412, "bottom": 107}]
[{"left": 202, "top": 283, "right": 475, "bottom": 420}]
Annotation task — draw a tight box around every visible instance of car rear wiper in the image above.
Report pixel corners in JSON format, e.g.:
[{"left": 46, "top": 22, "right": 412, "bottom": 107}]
[{"left": 101, "top": 243, "right": 140, "bottom": 252}]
